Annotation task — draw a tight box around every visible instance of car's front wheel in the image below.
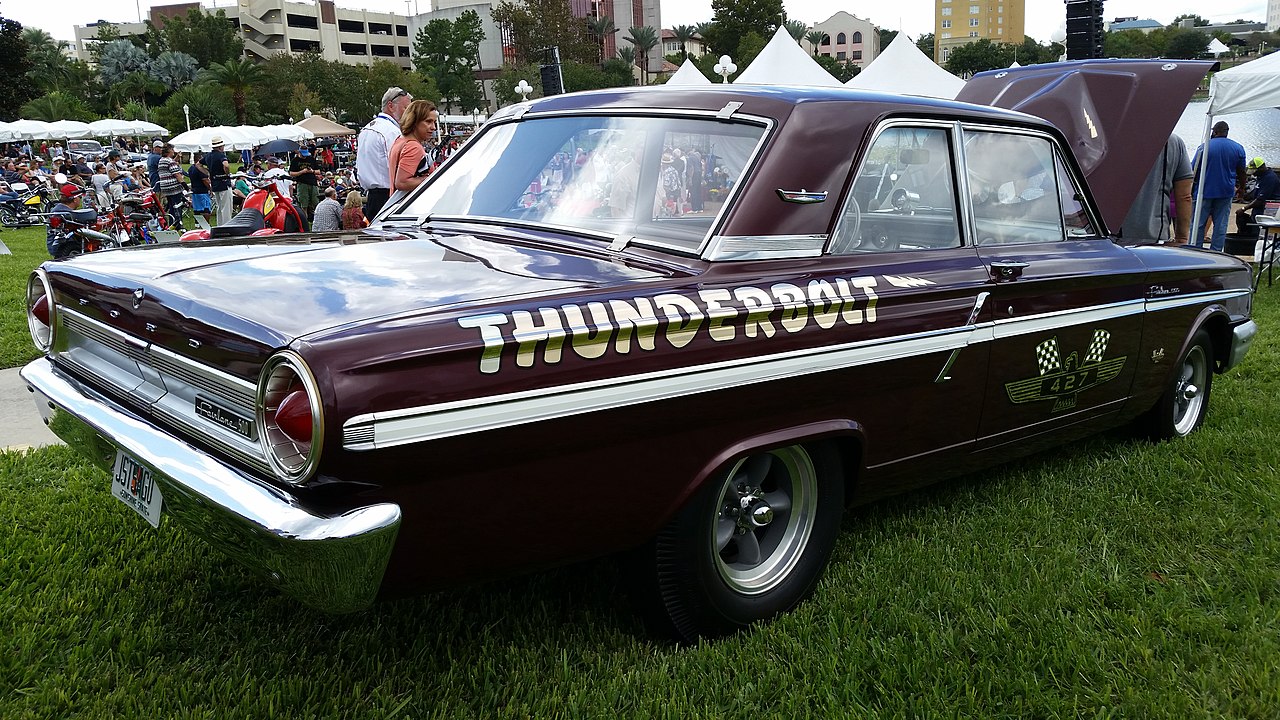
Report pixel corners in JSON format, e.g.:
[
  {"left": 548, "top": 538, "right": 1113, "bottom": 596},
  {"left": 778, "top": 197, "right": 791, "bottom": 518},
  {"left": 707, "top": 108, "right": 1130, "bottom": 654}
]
[
  {"left": 630, "top": 442, "right": 844, "bottom": 641},
  {"left": 1138, "top": 329, "right": 1214, "bottom": 440}
]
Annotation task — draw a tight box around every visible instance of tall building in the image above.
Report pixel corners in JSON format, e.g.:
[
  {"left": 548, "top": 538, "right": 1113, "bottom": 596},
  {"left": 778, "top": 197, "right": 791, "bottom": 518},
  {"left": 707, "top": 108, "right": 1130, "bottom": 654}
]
[
  {"left": 933, "top": 0, "right": 1025, "bottom": 64},
  {"left": 1270, "top": 0, "right": 1280, "bottom": 32},
  {"left": 803, "top": 12, "right": 880, "bottom": 69}
]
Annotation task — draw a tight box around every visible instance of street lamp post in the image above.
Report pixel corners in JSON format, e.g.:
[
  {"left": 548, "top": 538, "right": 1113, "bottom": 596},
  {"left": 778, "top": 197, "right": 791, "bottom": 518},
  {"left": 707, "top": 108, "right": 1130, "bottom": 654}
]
[
  {"left": 515, "top": 80, "right": 533, "bottom": 101},
  {"left": 713, "top": 55, "right": 737, "bottom": 83},
  {"left": 182, "top": 103, "right": 190, "bottom": 132}
]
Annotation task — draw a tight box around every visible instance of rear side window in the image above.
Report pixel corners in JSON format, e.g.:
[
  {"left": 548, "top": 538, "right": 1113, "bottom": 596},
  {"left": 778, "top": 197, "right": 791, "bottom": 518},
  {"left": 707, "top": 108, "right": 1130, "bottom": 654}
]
[
  {"left": 964, "top": 130, "right": 1069, "bottom": 246},
  {"left": 1055, "top": 152, "right": 1097, "bottom": 237},
  {"left": 830, "top": 126, "right": 961, "bottom": 254}
]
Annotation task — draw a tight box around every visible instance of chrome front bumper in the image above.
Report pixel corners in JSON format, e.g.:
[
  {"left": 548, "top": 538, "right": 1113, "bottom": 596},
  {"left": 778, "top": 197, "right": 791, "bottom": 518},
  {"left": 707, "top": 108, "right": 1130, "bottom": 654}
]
[
  {"left": 20, "top": 358, "right": 401, "bottom": 613},
  {"left": 1225, "top": 319, "right": 1259, "bottom": 372}
]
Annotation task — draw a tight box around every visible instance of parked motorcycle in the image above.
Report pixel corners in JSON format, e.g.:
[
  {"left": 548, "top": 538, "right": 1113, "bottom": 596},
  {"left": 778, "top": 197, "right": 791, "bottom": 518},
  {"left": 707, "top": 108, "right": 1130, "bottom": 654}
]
[
  {"left": 46, "top": 207, "right": 120, "bottom": 260},
  {"left": 180, "top": 179, "right": 308, "bottom": 241},
  {"left": 0, "top": 181, "right": 55, "bottom": 227}
]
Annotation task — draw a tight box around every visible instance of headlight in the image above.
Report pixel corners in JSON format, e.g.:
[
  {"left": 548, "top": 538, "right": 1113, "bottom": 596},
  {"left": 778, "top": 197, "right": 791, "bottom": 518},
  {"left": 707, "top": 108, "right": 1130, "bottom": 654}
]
[
  {"left": 257, "top": 351, "right": 324, "bottom": 483},
  {"left": 26, "top": 270, "right": 56, "bottom": 353}
]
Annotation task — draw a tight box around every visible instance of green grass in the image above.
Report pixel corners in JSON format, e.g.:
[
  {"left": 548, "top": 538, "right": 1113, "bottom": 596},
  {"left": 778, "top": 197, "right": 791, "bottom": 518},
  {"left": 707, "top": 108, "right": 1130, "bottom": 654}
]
[
  {"left": 0, "top": 225, "right": 48, "bottom": 368},
  {"left": 2, "top": 264, "right": 1279, "bottom": 717}
]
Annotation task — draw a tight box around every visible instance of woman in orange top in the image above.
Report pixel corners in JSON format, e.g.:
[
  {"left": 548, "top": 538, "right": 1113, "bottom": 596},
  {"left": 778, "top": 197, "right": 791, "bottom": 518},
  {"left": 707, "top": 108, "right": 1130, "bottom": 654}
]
[{"left": 386, "top": 100, "right": 439, "bottom": 205}]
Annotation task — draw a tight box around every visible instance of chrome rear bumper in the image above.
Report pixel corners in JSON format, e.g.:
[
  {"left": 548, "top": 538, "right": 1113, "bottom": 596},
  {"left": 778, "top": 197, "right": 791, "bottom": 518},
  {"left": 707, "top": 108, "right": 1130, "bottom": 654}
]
[
  {"left": 1225, "top": 319, "right": 1259, "bottom": 372},
  {"left": 20, "top": 358, "right": 401, "bottom": 613}
]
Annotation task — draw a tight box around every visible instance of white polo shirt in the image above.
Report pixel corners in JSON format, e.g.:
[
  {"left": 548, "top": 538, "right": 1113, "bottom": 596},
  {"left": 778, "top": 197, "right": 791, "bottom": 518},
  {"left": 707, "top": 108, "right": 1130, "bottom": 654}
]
[{"left": 356, "top": 113, "right": 401, "bottom": 190}]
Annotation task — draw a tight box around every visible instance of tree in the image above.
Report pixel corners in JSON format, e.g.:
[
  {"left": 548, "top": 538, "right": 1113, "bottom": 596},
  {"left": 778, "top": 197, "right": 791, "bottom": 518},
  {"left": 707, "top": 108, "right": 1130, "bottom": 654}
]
[
  {"left": 414, "top": 10, "right": 486, "bottom": 113},
  {"left": 804, "top": 30, "right": 826, "bottom": 56},
  {"left": 202, "top": 58, "right": 265, "bottom": 125},
  {"left": 671, "top": 24, "right": 697, "bottom": 61},
  {"left": 784, "top": 19, "right": 807, "bottom": 42},
  {"left": 944, "top": 38, "right": 1015, "bottom": 77},
  {"left": 97, "top": 40, "right": 150, "bottom": 86},
  {"left": 149, "top": 50, "right": 199, "bottom": 91},
  {"left": 491, "top": 0, "right": 596, "bottom": 66},
  {"left": 736, "top": 31, "right": 768, "bottom": 70},
  {"left": 704, "top": 0, "right": 784, "bottom": 59},
  {"left": 617, "top": 45, "right": 636, "bottom": 66},
  {"left": 626, "top": 26, "right": 658, "bottom": 84},
  {"left": 814, "top": 54, "right": 858, "bottom": 82},
  {"left": 586, "top": 16, "right": 618, "bottom": 65},
  {"left": 160, "top": 8, "right": 244, "bottom": 68},
  {"left": 915, "top": 32, "right": 935, "bottom": 58},
  {"left": 20, "top": 91, "right": 93, "bottom": 121},
  {"left": 1166, "top": 29, "right": 1210, "bottom": 59},
  {"left": 879, "top": 29, "right": 898, "bottom": 50},
  {"left": 87, "top": 24, "right": 122, "bottom": 64},
  {"left": 0, "top": 15, "right": 34, "bottom": 121},
  {"left": 154, "top": 83, "right": 235, "bottom": 133},
  {"left": 23, "top": 27, "right": 76, "bottom": 94},
  {"left": 112, "top": 70, "right": 165, "bottom": 119}
]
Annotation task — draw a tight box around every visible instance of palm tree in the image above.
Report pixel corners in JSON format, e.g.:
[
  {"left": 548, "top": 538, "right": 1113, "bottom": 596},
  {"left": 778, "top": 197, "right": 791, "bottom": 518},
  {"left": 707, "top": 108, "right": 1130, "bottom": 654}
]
[
  {"left": 617, "top": 46, "right": 636, "bottom": 67},
  {"left": 114, "top": 71, "right": 165, "bottom": 120},
  {"left": 20, "top": 91, "right": 90, "bottom": 122},
  {"left": 671, "top": 25, "right": 697, "bottom": 62},
  {"left": 805, "top": 30, "right": 827, "bottom": 57},
  {"left": 150, "top": 51, "right": 200, "bottom": 92},
  {"left": 586, "top": 15, "right": 617, "bottom": 66},
  {"left": 784, "top": 20, "right": 807, "bottom": 43},
  {"left": 626, "top": 26, "right": 659, "bottom": 84},
  {"left": 22, "top": 28, "right": 74, "bottom": 93},
  {"left": 201, "top": 58, "right": 265, "bottom": 126}
]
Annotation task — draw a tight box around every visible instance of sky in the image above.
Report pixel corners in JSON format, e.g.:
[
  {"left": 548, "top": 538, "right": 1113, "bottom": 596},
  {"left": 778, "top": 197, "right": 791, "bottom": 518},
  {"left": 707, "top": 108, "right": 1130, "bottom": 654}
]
[{"left": 1, "top": 0, "right": 1270, "bottom": 46}]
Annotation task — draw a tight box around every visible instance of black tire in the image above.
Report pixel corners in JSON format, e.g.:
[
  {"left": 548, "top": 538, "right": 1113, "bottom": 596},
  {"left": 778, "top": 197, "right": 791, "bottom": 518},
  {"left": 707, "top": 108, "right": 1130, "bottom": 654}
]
[
  {"left": 0, "top": 205, "right": 19, "bottom": 228},
  {"left": 629, "top": 442, "right": 844, "bottom": 641},
  {"left": 1137, "top": 329, "right": 1214, "bottom": 440}
]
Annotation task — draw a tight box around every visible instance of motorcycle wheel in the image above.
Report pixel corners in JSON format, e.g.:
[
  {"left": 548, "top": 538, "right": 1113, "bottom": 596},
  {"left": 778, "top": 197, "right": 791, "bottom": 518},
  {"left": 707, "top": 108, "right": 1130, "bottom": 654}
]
[{"left": 0, "top": 205, "right": 19, "bottom": 228}]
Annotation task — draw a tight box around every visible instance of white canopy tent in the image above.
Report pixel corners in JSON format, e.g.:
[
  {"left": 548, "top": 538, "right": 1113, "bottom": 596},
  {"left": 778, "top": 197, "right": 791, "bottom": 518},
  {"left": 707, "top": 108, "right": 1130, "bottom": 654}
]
[
  {"left": 7, "top": 119, "right": 54, "bottom": 140},
  {"left": 667, "top": 58, "right": 713, "bottom": 86},
  {"left": 0, "top": 123, "right": 20, "bottom": 142},
  {"left": 1206, "top": 38, "right": 1230, "bottom": 56},
  {"left": 262, "top": 124, "right": 315, "bottom": 143},
  {"left": 88, "top": 118, "right": 139, "bottom": 137},
  {"left": 734, "top": 27, "right": 843, "bottom": 87},
  {"left": 845, "top": 33, "right": 966, "bottom": 99},
  {"left": 169, "top": 125, "right": 272, "bottom": 152},
  {"left": 1191, "top": 52, "right": 1280, "bottom": 232},
  {"left": 131, "top": 120, "right": 170, "bottom": 136},
  {"left": 47, "top": 120, "right": 93, "bottom": 139}
]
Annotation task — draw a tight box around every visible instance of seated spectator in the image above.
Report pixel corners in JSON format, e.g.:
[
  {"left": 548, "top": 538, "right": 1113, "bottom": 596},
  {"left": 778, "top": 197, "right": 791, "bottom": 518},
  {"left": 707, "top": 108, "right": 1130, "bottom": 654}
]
[
  {"left": 1236, "top": 157, "right": 1280, "bottom": 237},
  {"left": 342, "top": 190, "right": 367, "bottom": 229},
  {"left": 312, "top": 187, "right": 342, "bottom": 231}
]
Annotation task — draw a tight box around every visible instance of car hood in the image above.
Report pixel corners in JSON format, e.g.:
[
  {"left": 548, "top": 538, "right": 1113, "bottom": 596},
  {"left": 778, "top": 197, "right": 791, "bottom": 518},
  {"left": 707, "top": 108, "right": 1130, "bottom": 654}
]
[
  {"left": 957, "top": 59, "right": 1216, "bottom": 232},
  {"left": 56, "top": 230, "right": 670, "bottom": 342}
]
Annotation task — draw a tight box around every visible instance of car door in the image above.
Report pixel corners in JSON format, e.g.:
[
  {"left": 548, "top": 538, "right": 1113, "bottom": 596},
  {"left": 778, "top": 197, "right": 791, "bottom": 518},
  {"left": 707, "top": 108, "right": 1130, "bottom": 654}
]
[
  {"left": 818, "top": 121, "right": 994, "bottom": 489},
  {"left": 961, "top": 126, "right": 1147, "bottom": 450}
]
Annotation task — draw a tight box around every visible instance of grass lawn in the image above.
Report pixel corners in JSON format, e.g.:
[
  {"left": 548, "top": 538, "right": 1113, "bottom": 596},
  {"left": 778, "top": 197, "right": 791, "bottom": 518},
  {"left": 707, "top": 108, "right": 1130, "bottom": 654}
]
[
  {"left": 1, "top": 250, "right": 1278, "bottom": 716},
  {"left": 0, "top": 225, "right": 48, "bottom": 368}
]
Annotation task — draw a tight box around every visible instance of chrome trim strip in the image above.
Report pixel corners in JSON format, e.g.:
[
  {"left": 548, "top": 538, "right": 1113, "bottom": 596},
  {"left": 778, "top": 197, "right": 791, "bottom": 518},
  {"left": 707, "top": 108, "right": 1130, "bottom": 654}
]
[
  {"left": 704, "top": 234, "right": 828, "bottom": 261},
  {"left": 1145, "top": 288, "right": 1251, "bottom": 311},
  {"left": 21, "top": 358, "right": 401, "bottom": 614},
  {"left": 345, "top": 290, "right": 1246, "bottom": 451}
]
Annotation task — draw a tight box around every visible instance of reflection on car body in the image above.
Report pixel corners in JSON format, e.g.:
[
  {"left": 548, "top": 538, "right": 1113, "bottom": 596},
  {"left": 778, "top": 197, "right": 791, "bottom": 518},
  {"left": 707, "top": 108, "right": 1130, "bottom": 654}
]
[{"left": 21, "top": 59, "right": 1258, "bottom": 640}]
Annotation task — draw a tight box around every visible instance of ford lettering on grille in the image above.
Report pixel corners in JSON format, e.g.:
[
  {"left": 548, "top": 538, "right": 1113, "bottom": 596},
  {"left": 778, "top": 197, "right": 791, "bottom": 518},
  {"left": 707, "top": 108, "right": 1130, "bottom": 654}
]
[{"left": 195, "top": 395, "right": 256, "bottom": 440}]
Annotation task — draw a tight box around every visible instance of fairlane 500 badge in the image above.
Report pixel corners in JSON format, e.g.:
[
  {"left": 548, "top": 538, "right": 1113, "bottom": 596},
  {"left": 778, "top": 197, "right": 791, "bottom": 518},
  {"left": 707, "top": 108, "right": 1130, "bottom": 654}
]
[
  {"left": 457, "top": 275, "right": 928, "bottom": 374},
  {"left": 1004, "top": 330, "right": 1127, "bottom": 412}
]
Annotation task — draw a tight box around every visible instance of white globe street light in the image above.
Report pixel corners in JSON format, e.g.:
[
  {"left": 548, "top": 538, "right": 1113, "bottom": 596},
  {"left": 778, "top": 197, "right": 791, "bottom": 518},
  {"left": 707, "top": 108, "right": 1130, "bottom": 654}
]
[
  {"left": 713, "top": 55, "right": 737, "bottom": 83},
  {"left": 182, "top": 103, "right": 190, "bottom": 131},
  {"left": 515, "top": 79, "right": 533, "bottom": 101}
]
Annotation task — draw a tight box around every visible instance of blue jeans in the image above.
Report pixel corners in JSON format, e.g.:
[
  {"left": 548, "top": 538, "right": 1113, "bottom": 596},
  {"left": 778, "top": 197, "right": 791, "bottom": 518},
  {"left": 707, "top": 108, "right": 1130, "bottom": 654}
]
[{"left": 1193, "top": 196, "right": 1233, "bottom": 252}]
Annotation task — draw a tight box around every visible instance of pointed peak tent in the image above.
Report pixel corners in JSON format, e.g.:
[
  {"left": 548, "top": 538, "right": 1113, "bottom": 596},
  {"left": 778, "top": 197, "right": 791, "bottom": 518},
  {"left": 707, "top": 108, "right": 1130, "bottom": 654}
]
[
  {"left": 845, "top": 33, "right": 966, "bottom": 99},
  {"left": 734, "top": 26, "right": 844, "bottom": 87},
  {"left": 667, "top": 58, "right": 712, "bottom": 86}
]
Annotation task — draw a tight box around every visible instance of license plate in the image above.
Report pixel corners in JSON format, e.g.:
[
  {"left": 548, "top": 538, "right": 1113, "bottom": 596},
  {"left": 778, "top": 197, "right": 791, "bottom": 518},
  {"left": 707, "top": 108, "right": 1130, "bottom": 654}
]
[{"left": 111, "top": 450, "right": 163, "bottom": 528}]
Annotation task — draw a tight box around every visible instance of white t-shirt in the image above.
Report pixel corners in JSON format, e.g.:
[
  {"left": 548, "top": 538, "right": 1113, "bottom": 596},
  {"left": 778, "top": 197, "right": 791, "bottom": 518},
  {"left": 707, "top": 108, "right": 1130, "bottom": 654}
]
[
  {"left": 263, "top": 168, "right": 292, "bottom": 198},
  {"left": 356, "top": 113, "right": 401, "bottom": 190}
]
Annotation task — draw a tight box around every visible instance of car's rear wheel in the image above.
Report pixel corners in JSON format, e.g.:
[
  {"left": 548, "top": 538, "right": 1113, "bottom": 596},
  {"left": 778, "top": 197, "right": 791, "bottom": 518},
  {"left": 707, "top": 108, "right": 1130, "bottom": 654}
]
[
  {"left": 1138, "top": 329, "right": 1213, "bottom": 440},
  {"left": 629, "top": 442, "right": 844, "bottom": 641}
]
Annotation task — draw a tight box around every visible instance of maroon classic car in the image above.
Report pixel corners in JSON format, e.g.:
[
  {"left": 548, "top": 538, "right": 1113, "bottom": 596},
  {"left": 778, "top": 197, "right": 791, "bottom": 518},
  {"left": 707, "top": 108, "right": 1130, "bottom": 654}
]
[{"left": 23, "top": 60, "right": 1257, "bottom": 640}]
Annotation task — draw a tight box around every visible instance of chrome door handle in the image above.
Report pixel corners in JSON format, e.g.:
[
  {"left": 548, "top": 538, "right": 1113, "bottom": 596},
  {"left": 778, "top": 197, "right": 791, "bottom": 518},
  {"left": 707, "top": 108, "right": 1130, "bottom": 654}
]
[{"left": 990, "top": 260, "right": 1029, "bottom": 281}]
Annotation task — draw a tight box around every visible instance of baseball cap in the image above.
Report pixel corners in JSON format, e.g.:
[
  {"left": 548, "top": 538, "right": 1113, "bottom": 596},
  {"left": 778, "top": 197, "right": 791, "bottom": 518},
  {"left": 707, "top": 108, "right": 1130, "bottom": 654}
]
[
  {"left": 381, "top": 86, "right": 410, "bottom": 106},
  {"left": 1248, "top": 157, "right": 1267, "bottom": 172},
  {"left": 59, "top": 183, "right": 84, "bottom": 200},
  {"left": 153, "top": 139, "right": 164, "bottom": 148},
  {"left": 107, "top": 149, "right": 120, "bottom": 157},
  {"left": 299, "top": 148, "right": 310, "bottom": 157}
]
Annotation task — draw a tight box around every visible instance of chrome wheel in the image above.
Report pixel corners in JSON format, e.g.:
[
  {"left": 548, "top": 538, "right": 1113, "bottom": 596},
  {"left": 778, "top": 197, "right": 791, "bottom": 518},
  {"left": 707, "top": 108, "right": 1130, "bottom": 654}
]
[
  {"left": 1172, "top": 342, "right": 1208, "bottom": 436},
  {"left": 711, "top": 446, "right": 818, "bottom": 595}
]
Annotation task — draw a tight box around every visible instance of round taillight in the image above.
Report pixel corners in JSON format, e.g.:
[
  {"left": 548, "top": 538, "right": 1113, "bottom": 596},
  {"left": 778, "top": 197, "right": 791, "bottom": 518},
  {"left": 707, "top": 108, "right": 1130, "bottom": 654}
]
[
  {"left": 48, "top": 214, "right": 62, "bottom": 229},
  {"left": 257, "top": 351, "right": 324, "bottom": 483},
  {"left": 275, "top": 390, "right": 312, "bottom": 443},
  {"left": 26, "top": 271, "right": 55, "bottom": 352}
]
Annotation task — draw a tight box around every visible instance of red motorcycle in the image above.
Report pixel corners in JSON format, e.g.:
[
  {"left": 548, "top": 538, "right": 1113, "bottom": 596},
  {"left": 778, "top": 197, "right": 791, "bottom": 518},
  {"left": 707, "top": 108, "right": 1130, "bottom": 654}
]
[{"left": 180, "top": 179, "right": 307, "bottom": 241}]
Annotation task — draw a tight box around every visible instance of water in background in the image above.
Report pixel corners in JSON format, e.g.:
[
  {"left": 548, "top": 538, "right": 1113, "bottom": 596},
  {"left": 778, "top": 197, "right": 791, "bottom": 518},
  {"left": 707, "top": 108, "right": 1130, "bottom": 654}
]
[{"left": 1174, "top": 100, "right": 1280, "bottom": 166}]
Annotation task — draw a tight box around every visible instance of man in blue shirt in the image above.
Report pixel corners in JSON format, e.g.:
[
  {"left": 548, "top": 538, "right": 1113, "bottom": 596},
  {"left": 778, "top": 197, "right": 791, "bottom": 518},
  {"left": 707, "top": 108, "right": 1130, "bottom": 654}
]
[
  {"left": 146, "top": 139, "right": 164, "bottom": 188},
  {"left": 1191, "top": 121, "right": 1247, "bottom": 252}
]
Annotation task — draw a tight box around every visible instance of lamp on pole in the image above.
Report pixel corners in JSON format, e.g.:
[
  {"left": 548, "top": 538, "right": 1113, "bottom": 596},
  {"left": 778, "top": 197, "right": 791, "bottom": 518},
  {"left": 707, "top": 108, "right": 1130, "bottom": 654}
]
[
  {"left": 713, "top": 55, "right": 737, "bottom": 83},
  {"left": 515, "top": 80, "right": 533, "bottom": 101},
  {"left": 303, "top": 108, "right": 312, "bottom": 119},
  {"left": 182, "top": 103, "right": 190, "bottom": 132}
]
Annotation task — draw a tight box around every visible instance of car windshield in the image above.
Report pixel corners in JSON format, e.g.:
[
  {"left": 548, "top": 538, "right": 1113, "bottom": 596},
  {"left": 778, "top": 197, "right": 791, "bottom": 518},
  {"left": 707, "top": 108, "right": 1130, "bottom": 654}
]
[{"left": 402, "top": 114, "right": 767, "bottom": 253}]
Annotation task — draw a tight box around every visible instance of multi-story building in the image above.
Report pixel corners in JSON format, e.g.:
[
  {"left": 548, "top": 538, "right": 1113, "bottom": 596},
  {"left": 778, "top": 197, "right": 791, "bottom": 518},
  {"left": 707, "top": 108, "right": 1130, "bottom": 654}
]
[
  {"left": 802, "top": 11, "right": 880, "bottom": 69},
  {"left": 74, "top": 1, "right": 414, "bottom": 69},
  {"left": 661, "top": 29, "right": 705, "bottom": 59},
  {"left": 933, "top": 0, "right": 1025, "bottom": 64},
  {"left": 1270, "top": 0, "right": 1280, "bottom": 32}
]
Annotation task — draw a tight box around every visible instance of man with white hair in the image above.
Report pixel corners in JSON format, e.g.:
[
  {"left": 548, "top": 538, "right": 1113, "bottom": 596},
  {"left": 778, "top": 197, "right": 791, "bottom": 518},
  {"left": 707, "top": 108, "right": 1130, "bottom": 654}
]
[{"left": 356, "top": 85, "right": 414, "bottom": 220}]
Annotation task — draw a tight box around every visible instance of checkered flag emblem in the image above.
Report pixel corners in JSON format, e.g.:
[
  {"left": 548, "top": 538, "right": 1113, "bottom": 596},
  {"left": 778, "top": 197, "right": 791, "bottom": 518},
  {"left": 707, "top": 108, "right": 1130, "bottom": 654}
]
[
  {"left": 1085, "top": 329, "right": 1110, "bottom": 364},
  {"left": 1035, "top": 338, "right": 1062, "bottom": 375}
]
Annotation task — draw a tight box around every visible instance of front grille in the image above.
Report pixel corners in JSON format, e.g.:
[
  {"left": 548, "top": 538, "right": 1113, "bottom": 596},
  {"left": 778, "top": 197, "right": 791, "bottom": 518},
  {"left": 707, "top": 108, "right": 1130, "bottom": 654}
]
[{"left": 57, "top": 306, "right": 272, "bottom": 476}]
